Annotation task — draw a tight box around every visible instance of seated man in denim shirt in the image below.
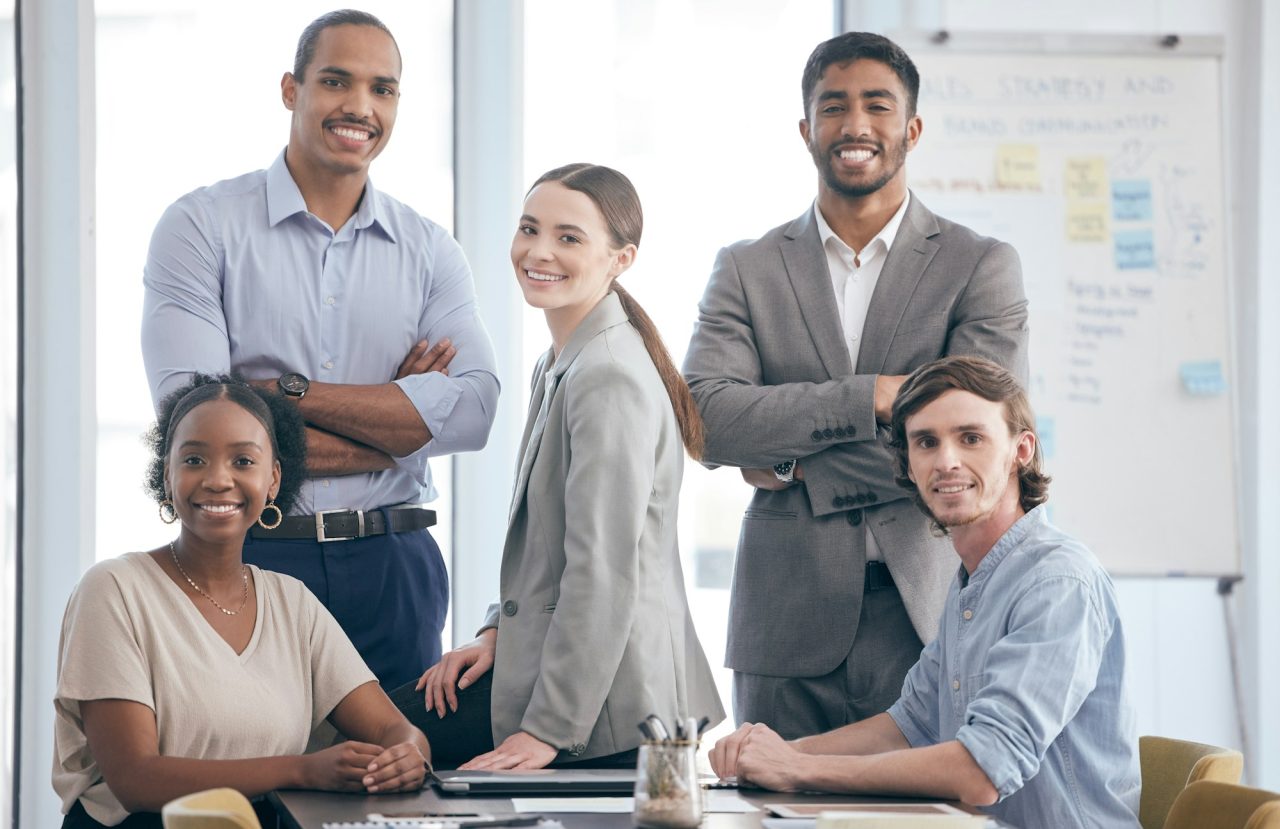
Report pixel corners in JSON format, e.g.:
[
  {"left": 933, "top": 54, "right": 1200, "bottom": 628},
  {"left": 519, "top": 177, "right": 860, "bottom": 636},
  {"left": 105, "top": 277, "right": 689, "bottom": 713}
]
[{"left": 710, "top": 356, "right": 1140, "bottom": 829}]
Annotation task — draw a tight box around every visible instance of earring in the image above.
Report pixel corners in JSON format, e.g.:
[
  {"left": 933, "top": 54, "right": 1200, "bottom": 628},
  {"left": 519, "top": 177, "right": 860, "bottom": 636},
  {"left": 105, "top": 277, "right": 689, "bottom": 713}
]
[
  {"left": 159, "top": 498, "right": 178, "bottom": 524},
  {"left": 258, "top": 499, "right": 284, "bottom": 530}
]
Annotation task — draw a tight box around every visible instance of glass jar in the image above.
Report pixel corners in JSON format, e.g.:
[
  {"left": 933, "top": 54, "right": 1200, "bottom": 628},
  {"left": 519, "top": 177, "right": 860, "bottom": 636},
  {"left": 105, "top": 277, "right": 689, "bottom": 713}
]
[{"left": 633, "top": 740, "right": 703, "bottom": 828}]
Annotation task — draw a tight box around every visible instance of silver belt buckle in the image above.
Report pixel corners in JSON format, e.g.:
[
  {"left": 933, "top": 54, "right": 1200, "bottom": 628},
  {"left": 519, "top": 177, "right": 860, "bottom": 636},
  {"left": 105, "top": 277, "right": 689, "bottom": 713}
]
[{"left": 315, "top": 508, "right": 365, "bottom": 542}]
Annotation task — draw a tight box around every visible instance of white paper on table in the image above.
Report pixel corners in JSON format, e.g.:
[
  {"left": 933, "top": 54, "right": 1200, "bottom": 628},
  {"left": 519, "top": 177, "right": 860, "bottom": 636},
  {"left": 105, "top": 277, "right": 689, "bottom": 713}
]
[
  {"left": 761, "top": 819, "right": 818, "bottom": 829},
  {"left": 509, "top": 797, "right": 633, "bottom": 814},
  {"left": 705, "top": 792, "right": 760, "bottom": 813}
]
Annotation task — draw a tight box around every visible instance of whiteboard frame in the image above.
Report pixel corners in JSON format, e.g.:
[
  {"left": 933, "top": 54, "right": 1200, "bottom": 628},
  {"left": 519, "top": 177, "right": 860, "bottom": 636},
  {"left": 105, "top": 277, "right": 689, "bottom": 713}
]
[{"left": 887, "top": 30, "right": 1242, "bottom": 577}]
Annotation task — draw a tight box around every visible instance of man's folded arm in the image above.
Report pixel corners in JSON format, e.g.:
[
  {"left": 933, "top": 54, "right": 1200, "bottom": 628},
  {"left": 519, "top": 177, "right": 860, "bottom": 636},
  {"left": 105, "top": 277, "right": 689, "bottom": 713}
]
[{"left": 684, "top": 246, "right": 880, "bottom": 469}]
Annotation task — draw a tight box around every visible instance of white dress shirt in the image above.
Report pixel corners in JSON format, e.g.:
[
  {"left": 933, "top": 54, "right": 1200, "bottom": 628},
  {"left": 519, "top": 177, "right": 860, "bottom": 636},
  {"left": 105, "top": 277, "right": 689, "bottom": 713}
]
[{"left": 812, "top": 194, "right": 911, "bottom": 561}]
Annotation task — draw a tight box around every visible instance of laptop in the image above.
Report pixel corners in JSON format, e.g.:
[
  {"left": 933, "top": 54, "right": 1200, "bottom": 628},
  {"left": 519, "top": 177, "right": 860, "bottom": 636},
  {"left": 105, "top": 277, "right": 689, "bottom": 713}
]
[{"left": 431, "top": 769, "right": 638, "bottom": 796}]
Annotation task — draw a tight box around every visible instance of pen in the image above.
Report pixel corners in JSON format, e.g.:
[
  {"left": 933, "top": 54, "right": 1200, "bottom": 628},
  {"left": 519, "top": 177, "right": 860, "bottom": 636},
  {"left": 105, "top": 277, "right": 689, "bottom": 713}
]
[{"left": 644, "top": 714, "right": 670, "bottom": 741}]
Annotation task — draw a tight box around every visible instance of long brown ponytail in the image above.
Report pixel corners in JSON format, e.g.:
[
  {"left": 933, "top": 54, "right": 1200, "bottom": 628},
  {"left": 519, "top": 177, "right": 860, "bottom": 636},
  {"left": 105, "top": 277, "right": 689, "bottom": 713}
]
[{"left": 529, "top": 163, "right": 706, "bottom": 460}]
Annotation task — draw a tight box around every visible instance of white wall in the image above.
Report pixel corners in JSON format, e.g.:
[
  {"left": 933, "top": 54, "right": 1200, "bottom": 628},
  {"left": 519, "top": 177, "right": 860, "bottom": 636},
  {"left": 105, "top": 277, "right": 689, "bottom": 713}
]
[{"left": 841, "top": 0, "right": 1280, "bottom": 788}]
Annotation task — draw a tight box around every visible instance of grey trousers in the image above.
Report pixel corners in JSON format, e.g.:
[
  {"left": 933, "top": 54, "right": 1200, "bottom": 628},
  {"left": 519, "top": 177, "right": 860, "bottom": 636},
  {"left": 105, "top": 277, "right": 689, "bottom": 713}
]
[{"left": 732, "top": 582, "right": 923, "bottom": 740}]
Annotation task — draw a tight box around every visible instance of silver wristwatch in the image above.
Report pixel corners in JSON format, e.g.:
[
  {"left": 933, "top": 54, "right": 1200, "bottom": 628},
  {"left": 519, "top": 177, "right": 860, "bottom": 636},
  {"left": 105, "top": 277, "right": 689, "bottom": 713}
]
[{"left": 773, "top": 459, "right": 797, "bottom": 484}]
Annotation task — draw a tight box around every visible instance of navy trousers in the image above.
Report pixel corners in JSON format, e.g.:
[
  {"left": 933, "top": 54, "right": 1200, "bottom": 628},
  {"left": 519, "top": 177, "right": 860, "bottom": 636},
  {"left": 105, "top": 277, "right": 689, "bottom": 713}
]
[{"left": 243, "top": 526, "right": 448, "bottom": 689}]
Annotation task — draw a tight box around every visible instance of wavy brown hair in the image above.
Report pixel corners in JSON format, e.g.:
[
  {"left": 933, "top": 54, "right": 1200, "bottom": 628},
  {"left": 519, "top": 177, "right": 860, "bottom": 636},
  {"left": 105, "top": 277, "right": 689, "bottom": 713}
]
[
  {"left": 529, "top": 163, "right": 705, "bottom": 460},
  {"left": 889, "top": 356, "right": 1050, "bottom": 526}
]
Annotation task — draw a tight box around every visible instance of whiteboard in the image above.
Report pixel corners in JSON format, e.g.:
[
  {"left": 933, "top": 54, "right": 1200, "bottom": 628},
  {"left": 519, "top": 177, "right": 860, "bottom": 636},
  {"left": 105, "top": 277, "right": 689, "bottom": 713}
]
[{"left": 903, "top": 38, "right": 1238, "bottom": 576}]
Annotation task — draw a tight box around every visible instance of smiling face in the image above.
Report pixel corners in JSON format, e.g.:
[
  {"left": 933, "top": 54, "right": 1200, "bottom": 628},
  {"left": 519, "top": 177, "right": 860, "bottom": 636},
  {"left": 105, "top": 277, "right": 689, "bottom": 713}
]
[
  {"left": 510, "top": 181, "right": 636, "bottom": 344},
  {"left": 165, "top": 399, "right": 281, "bottom": 548},
  {"left": 904, "top": 389, "right": 1034, "bottom": 539},
  {"left": 281, "top": 23, "right": 401, "bottom": 182},
  {"left": 799, "top": 58, "right": 921, "bottom": 203}
]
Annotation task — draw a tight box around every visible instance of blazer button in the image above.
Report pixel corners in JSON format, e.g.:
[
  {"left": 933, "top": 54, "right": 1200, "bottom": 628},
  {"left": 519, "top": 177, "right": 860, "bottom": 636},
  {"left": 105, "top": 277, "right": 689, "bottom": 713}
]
[
  {"left": 833, "top": 496, "right": 845, "bottom": 508},
  {"left": 846, "top": 425, "right": 856, "bottom": 436},
  {"left": 847, "top": 509, "right": 863, "bottom": 526},
  {"left": 834, "top": 426, "right": 846, "bottom": 438},
  {"left": 823, "top": 428, "right": 834, "bottom": 439},
  {"left": 811, "top": 430, "right": 823, "bottom": 442},
  {"left": 866, "top": 491, "right": 878, "bottom": 503},
  {"left": 502, "top": 600, "right": 518, "bottom": 617}
]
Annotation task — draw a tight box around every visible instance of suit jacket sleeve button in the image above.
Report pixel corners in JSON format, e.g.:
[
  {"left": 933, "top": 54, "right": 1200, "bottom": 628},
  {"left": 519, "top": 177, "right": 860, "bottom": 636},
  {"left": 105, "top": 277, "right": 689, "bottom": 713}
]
[
  {"left": 846, "top": 425, "right": 856, "bottom": 435},
  {"left": 502, "top": 600, "right": 518, "bottom": 616},
  {"left": 833, "top": 496, "right": 845, "bottom": 508},
  {"left": 847, "top": 509, "right": 863, "bottom": 526},
  {"left": 834, "top": 426, "right": 846, "bottom": 437},
  {"left": 822, "top": 428, "right": 834, "bottom": 439},
  {"left": 866, "top": 491, "right": 878, "bottom": 503},
  {"left": 811, "top": 430, "right": 823, "bottom": 442}
]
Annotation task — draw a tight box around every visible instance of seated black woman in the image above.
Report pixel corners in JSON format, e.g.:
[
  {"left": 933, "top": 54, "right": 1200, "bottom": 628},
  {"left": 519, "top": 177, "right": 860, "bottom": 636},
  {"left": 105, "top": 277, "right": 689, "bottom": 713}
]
[{"left": 53, "top": 375, "right": 432, "bottom": 828}]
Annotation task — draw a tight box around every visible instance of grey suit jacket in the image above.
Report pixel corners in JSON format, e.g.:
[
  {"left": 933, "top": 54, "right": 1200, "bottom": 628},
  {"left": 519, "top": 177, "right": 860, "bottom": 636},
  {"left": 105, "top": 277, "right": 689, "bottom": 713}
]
[
  {"left": 482, "top": 293, "right": 724, "bottom": 760},
  {"left": 683, "top": 195, "right": 1029, "bottom": 677}
]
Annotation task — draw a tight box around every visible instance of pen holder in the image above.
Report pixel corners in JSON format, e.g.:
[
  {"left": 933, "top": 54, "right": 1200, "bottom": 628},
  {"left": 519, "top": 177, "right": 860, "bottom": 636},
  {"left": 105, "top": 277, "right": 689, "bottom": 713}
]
[{"left": 633, "top": 739, "right": 703, "bottom": 828}]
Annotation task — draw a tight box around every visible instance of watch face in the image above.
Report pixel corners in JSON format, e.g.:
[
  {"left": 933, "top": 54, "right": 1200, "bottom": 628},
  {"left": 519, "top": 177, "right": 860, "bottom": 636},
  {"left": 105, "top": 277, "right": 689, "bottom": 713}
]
[{"left": 279, "top": 372, "right": 310, "bottom": 396}]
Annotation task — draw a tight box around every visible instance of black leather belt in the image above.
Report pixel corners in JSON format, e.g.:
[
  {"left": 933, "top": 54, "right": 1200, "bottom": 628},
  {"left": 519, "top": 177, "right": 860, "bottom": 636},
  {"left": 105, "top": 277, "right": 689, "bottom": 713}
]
[
  {"left": 864, "top": 561, "right": 897, "bottom": 591},
  {"left": 250, "top": 505, "right": 436, "bottom": 542}
]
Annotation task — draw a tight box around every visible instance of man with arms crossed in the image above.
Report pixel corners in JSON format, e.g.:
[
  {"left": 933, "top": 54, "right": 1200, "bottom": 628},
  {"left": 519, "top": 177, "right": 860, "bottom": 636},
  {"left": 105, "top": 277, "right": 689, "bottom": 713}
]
[
  {"left": 711, "top": 356, "right": 1140, "bottom": 829},
  {"left": 683, "top": 32, "right": 1028, "bottom": 736},
  {"left": 142, "top": 10, "right": 499, "bottom": 688}
]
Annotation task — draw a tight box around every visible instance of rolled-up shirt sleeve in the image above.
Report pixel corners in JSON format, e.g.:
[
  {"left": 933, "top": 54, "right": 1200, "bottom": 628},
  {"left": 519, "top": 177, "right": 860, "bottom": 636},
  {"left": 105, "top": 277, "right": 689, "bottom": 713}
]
[
  {"left": 141, "top": 194, "right": 233, "bottom": 409},
  {"left": 391, "top": 231, "right": 499, "bottom": 478},
  {"left": 954, "top": 575, "right": 1110, "bottom": 800},
  {"left": 887, "top": 632, "right": 943, "bottom": 748}
]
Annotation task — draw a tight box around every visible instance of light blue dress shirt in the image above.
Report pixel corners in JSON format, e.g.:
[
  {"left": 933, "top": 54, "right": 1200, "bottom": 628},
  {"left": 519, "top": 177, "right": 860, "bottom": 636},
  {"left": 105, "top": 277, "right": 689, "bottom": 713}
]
[
  {"left": 142, "top": 150, "right": 499, "bottom": 514},
  {"left": 887, "top": 506, "right": 1141, "bottom": 829}
]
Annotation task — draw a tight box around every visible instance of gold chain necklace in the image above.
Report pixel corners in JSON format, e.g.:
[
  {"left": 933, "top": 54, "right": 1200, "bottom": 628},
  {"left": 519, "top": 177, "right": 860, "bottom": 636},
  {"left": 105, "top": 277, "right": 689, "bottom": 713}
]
[{"left": 169, "top": 541, "right": 249, "bottom": 616}]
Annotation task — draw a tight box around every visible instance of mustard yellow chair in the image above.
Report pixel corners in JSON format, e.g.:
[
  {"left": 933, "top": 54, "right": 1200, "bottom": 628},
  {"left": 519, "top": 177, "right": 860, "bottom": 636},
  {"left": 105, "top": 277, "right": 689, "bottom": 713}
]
[
  {"left": 160, "top": 788, "right": 262, "bottom": 829},
  {"left": 1139, "top": 735, "right": 1244, "bottom": 829},
  {"left": 1164, "top": 781, "right": 1280, "bottom": 829}
]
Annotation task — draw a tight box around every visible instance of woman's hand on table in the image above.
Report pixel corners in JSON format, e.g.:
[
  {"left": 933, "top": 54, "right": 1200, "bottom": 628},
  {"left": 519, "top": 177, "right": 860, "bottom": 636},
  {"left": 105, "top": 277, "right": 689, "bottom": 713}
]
[{"left": 458, "top": 732, "right": 557, "bottom": 770}]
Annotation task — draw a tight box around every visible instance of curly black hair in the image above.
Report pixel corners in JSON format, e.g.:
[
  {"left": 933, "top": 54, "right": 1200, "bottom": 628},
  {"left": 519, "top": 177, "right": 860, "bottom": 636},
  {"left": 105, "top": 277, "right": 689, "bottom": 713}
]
[{"left": 144, "top": 374, "right": 308, "bottom": 516}]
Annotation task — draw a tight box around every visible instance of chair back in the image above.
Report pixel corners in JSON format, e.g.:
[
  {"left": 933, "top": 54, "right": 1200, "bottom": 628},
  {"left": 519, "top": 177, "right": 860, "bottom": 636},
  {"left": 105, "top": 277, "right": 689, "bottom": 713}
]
[
  {"left": 161, "top": 788, "right": 262, "bottom": 829},
  {"left": 1139, "top": 734, "right": 1243, "bottom": 829},
  {"left": 1165, "top": 781, "right": 1280, "bottom": 829},
  {"left": 1247, "top": 801, "right": 1280, "bottom": 829}
]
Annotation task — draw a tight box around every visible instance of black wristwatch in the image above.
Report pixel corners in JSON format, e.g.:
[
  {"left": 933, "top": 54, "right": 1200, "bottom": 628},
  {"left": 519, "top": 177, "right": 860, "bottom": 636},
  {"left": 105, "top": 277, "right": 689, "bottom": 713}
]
[
  {"left": 278, "top": 372, "right": 310, "bottom": 399},
  {"left": 773, "top": 459, "right": 797, "bottom": 484}
]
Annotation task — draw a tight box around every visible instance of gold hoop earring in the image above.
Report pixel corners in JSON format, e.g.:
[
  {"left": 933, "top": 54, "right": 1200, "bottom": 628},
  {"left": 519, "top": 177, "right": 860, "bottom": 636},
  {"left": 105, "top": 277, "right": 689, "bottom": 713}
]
[
  {"left": 258, "top": 500, "right": 283, "bottom": 530},
  {"left": 159, "top": 499, "right": 178, "bottom": 524}
]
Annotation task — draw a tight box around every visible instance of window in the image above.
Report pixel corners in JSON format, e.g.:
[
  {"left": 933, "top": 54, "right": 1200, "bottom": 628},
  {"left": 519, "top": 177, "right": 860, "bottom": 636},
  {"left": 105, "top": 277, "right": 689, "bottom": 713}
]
[
  {"left": 0, "top": 8, "right": 18, "bottom": 820},
  {"left": 522, "top": 0, "right": 833, "bottom": 733}
]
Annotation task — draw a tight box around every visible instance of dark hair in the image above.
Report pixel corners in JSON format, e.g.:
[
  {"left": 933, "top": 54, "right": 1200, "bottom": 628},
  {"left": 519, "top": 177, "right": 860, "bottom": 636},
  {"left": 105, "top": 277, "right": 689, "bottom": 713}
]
[
  {"left": 889, "top": 356, "right": 1050, "bottom": 525},
  {"left": 528, "top": 163, "right": 705, "bottom": 460},
  {"left": 293, "top": 9, "right": 400, "bottom": 80},
  {"left": 145, "top": 374, "right": 308, "bottom": 515},
  {"left": 801, "top": 32, "right": 920, "bottom": 119}
]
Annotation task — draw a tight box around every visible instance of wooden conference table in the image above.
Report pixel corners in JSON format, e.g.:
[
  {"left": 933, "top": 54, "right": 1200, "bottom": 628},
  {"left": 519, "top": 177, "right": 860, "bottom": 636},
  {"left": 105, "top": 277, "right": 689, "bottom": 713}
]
[{"left": 271, "top": 786, "right": 1017, "bottom": 828}]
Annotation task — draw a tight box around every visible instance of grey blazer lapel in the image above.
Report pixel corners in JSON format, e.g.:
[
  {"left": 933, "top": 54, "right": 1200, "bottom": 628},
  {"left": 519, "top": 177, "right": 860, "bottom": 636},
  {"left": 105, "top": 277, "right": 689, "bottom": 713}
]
[
  {"left": 857, "top": 196, "right": 941, "bottom": 374},
  {"left": 780, "top": 209, "right": 851, "bottom": 380},
  {"left": 509, "top": 353, "right": 555, "bottom": 524}
]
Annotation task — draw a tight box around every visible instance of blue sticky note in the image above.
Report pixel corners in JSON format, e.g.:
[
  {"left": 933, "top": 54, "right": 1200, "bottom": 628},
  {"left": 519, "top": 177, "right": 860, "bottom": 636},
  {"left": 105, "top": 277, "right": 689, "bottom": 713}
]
[
  {"left": 1112, "top": 179, "right": 1153, "bottom": 221},
  {"left": 1114, "top": 229, "right": 1155, "bottom": 269},
  {"left": 1180, "top": 360, "right": 1227, "bottom": 396},
  {"left": 1036, "top": 415, "right": 1056, "bottom": 459}
]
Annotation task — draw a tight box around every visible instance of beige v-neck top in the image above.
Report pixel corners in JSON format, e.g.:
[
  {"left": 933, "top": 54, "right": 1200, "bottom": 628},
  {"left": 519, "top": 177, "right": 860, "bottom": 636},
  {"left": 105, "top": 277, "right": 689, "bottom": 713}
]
[{"left": 53, "top": 552, "right": 375, "bottom": 826}]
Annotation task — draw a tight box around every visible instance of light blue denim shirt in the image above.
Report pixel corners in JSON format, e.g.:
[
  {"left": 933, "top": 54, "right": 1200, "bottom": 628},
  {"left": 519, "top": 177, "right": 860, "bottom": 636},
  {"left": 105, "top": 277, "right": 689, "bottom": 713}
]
[
  {"left": 142, "top": 150, "right": 499, "bottom": 514},
  {"left": 887, "top": 506, "right": 1140, "bottom": 829}
]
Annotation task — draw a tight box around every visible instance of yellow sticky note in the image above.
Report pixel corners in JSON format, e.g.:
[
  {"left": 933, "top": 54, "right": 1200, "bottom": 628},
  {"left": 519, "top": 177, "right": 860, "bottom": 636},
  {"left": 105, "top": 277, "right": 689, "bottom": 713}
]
[
  {"left": 996, "top": 144, "right": 1040, "bottom": 189},
  {"left": 1066, "top": 202, "right": 1109, "bottom": 243},
  {"left": 1065, "top": 157, "right": 1108, "bottom": 200}
]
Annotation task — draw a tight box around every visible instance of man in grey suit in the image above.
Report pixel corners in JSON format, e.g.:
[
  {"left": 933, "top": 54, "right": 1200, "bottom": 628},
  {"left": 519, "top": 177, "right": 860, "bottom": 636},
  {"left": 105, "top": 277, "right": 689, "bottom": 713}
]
[{"left": 683, "top": 31, "right": 1029, "bottom": 738}]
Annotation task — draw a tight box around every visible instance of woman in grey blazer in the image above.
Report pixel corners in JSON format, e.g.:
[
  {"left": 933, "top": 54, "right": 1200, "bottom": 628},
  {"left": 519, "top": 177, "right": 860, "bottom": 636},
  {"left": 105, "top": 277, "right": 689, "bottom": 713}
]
[{"left": 392, "top": 164, "right": 724, "bottom": 769}]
